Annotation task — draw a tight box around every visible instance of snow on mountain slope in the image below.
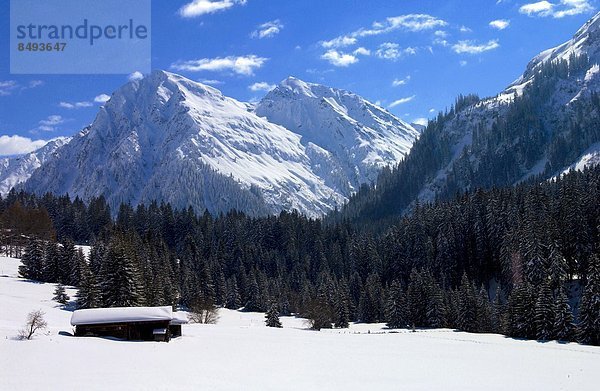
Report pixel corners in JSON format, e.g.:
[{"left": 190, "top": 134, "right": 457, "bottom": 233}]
[
  {"left": 415, "top": 13, "right": 600, "bottom": 204},
  {"left": 1, "top": 255, "right": 599, "bottom": 391},
  {"left": 0, "top": 137, "right": 70, "bottom": 196},
  {"left": 559, "top": 142, "right": 600, "bottom": 176},
  {"left": 518, "top": 12, "right": 600, "bottom": 86},
  {"left": 25, "top": 71, "right": 396, "bottom": 216},
  {"left": 255, "top": 77, "right": 420, "bottom": 191}
]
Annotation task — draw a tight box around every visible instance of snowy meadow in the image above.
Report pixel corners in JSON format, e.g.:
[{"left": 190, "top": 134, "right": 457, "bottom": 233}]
[{"left": 1, "top": 256, "right": 599, "bottom": 390}]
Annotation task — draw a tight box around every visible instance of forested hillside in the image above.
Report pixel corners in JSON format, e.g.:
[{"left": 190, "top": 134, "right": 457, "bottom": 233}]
[
  {"left": 338, "top": 54, "right": 600, "bottom": 226},
  {"left": 3, "top": 165, "right": 599, "bottom": 345}
]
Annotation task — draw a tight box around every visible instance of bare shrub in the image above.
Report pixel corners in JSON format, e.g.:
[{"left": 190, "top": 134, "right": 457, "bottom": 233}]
[
  {"left": 303, "top": 299, "right": 333, "bottom": 330},
  {"left": 188, "top": 299, "right": 220, "bottom": 324},
  {"left": 18, "top": 310, "right": 47, "bottom": 340}
]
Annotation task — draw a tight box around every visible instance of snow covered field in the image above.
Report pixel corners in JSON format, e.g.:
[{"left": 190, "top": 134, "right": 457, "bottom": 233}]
[{"left": 1, "top": 256, "right": 599, "bottom": 390}]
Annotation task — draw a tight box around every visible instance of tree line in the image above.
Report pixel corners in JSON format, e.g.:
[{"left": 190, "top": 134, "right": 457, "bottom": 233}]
[{"left": 6, "top": 165, "right": 600, "bottom": 346}]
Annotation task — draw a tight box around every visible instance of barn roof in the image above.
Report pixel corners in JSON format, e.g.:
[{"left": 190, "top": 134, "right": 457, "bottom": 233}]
[
  {"left": 70, "top": 306, "right": 173, "bottom": 326},
  {"left": 170, "top": 311, "right": 189, "bottom": 325}
]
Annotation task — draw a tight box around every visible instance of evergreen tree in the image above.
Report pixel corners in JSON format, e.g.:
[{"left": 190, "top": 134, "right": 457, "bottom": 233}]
[
  {"left": 53, "top": 284, "right": 70, "bottom": 305},
  {"left": 507, "top": 282, "right": 536, "bottom": 339},
  {"left": 18, "top": 238, "right": 45, "bottom": 281},
  {"left": 43, "top": 241, "right": 61, "bottom": 283},
  {"left": 578, "top": 254, "right": 600, "bottom": 345},
  {"left": 385, "top": 280, "right": 406, "bottom": 329},
  {"left": 58, "top": 239, "right": 77, "bottom": 285},
  {"left": 553, "top": 286, "right": 575, "bottom": 341},
  {"left": 427, "top": 283, "right": 447, "bottom": 329},
  {"left": 76, "top": 255, "right": 101, "bottom": 309},
  {"left": 406, "top": 269, "right": 427, "bottom": 327},
  {"left": 265, "top": 304, "right": 282, "bottom": 328},
  {"left": 534, "top": 281, "right": 555, "bottom": 341},
  {"left": 457, "top": 274, "right": 477, "bottom": 332},
  {"left": 357, "top": 274, "right": 382, "bottom": 323},
  {"left": 70, "top": 248, "right": 86, "bottom": 287},
  {"left": 491, "top": 286, "right": 506, "bottom": 334},
  {"left": 88, "top": 241, "right": 106, "bottom": 276},
  {"left": 475, "top": 285, "right": 493, "bottom": 333},
  {"left": 244, "top": 274, "right": 264, "bottom": 312},
  {"left": 225, "top": 277, "right": 242, "bottom": 309},
  {"left": 333, "top": 283, "right": 350, "bottom": 328},
  {"left": 100, "top": 237, "right": 144, "bottom": 307}
]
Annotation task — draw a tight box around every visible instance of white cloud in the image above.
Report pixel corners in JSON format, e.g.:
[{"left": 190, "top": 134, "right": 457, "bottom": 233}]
[
  {"left": 28, "top": 80, "right": 44, "bottom": 88},
  {"left": 179, "top": 0, "right": 246, "bottom": 18},
  {"left": 554, "top": 0, "right": 594, "bottom": 17},
  {"left": 171, "top": 55, "right": 268, "bottom": 75},
  {"left": 353, "top": 47, "right": 371, "bottom": 56},
  {"left": 128, "top": 71, "right": 144, "bottom": 81},
  {"left": 319, "top": 14, "right": 445, "bottom": 64},
  {"left": 321, "top": 14, "right": 446, "bottom": 49},
  {"left": 248, "top": 82, "right": 275, "bottom": 92},
  {"left": 252, "top": 20, "right": 284, "bottom": 39},
  {"left": 0, "top": 135, "right": 49, "bottom": 156},
  {"left": 39, "top": 115, "right": 64, "bottom": 127},
  {"left": 316, "top": 46, "right": 366, "bottom": 68},
  {"left": 94, "top": 94, "right": 111, "bottom": 103},
  {"left": 321, "top": 36, "right": 358, "bottom": 49},
  {"left": 459, "top": 25, "right": 473, "bottom": 33},
  {"left": 0, "top": 81, "right": 19, "bottom": 96},
  {"left": 362, "top": 14, "right": 448, "bottom": 36},
  {"left": 434, "top": 30, "right": 448, "bottom": 38},
  {"left": 59, "top": 101, "right": 93, "bottom": 109},
  {"left": 376, "top": 43, "right": 417, "bottom": 60},
  {"left": 60, "top": 94, "right": 110, "bottom": 109},
  {"left": 452, "top": 40, "right": 500, "bottom": 54},
  {"left": 392, "top": 76, "right": 411, "bottom": 86},
  {"left": 321, "top": 50, "right": 359, "bottom": 67},
  {"left": 200, "top": 79, "right": 223, "bottom": 85},
  {"left": 460, "top": 60, "right": 468, "bottom": 66},
  {"left": 519, "top": 0, "right": 593, "bottom": 18},
  {"left": 429, "top": 108, "right": 437, "bottom": 113},
  {"left": 306, "top": 68, "right": 334, "bottom": 76},
  {"left": 389, "top": 95, "right": 416, "bottom": 108},
  {"left": 28, "top": 115, "right": 67, "bottom": 134},
  {"left": 412, "top": 118, "right": 429, "bottom": 126},
  {"left": 0, "top": 79, "right": 44, "bottom": 96},
  {"left": 519, "top": 1, "right": 555, "bottom": 16},
  {"left": 433, "top": 37, "right": 450, "bottom": 47},
  {"left": 490, "top": 19, "right": 511, "bottom": 30}
]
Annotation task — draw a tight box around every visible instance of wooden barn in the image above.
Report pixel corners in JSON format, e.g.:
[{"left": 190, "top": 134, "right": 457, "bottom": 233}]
[{"left": 70, "top": 306, "right": 188, "bottom": 342}]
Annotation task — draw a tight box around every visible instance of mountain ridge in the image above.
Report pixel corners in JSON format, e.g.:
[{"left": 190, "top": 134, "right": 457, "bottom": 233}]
[
  {"left": 0, "top": 137, "right": 71, "bottom": 196},
  {"left": 339, "top": 12, "right": 600, "bottom": 225},
  {"left": 19, "top": 71, "right": 418, "bottom": 217}
]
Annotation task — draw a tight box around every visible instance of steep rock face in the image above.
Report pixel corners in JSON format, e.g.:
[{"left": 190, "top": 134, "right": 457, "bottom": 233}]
[
  {"left": 24, "top": 71, "right": 417, "bottom": 216},
  {"left": 0, "top": 137, "right": 71, "bottom": 196},
  {"left": 255, "top": 77, "right": 419, "bottom": 192}
]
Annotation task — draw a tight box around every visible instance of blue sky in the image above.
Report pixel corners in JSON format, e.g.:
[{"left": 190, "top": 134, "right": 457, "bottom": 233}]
[{"left": 0, "top": 0, "right": 598, "bottom": 155}]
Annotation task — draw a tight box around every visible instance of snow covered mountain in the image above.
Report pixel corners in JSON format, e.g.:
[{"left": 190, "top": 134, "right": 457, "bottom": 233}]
[
  {"left": 341, "top": 12, "right": 600, "bottom": 223},
  {"left": 255, "top": 77, "right": 419, "bottom": 190},
  {"left": 416, "top": 12, "right": 600, "bottom": 201},
  {"left": 23, "top": 71, "right": 418, "bottom": 216},
  {"left": 0, "top": 137, "right": 70, "bottom": 196}
]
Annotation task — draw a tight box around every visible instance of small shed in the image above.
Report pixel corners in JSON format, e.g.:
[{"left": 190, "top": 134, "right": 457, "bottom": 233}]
[
  {"left": 169, "top": 311, "right": 188, "bottom": 337},
  {"left": 71, "top": 306, "right": 178, "bottom": 342}
]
